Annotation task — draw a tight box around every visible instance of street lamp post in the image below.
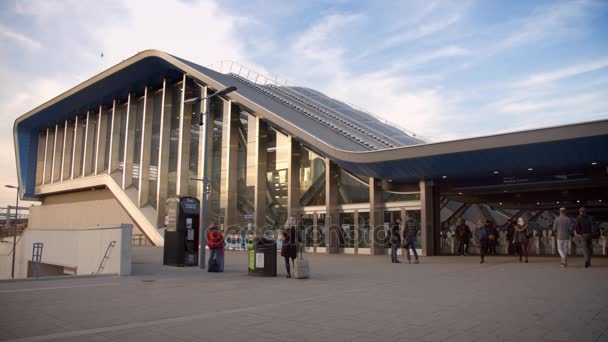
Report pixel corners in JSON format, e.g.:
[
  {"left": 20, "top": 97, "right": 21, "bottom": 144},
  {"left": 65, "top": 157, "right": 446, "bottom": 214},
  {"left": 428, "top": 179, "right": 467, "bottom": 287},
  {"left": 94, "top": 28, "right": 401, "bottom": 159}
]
[
  {"left": 185, "top": 85, "right": 237, "bottom": 269},
  {"left": 5, "top": 185, "right": 19, "bottom": 279}
]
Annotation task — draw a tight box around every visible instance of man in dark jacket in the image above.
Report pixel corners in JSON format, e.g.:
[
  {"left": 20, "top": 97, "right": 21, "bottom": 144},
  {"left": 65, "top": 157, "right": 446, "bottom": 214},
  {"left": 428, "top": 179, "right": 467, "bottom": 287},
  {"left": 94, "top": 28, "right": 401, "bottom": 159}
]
[
  {"left": 404, "top": 216, "right": 419, "bottom": 264},
  {"left": 390, "top": 218, "right": 402, "bottom": 263},
  {"left": 455, "top": 219, "right": 471, "bottom": 256},
  {"left": 487, "top": 221, "right": 499, "bottom": 255},
  {"left": 575, "top": 207, "right": 594, "bottom": 268}
]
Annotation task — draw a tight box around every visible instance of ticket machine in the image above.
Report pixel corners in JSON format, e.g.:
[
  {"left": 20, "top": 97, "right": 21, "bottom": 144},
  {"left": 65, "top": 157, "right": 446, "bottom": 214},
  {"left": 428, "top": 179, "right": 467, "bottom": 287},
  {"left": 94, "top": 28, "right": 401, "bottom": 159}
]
[{"left": 163, "top": 196, "right": 200, "bottom": 266}]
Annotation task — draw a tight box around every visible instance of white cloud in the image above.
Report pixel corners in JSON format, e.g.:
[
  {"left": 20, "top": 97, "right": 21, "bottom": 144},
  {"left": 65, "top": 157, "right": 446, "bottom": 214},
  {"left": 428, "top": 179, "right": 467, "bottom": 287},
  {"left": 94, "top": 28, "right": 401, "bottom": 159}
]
[
  {"left": 518, "top": 58, "right": 608, "bottom": 87},
  {"left": 0, "top": 24, "right": 41, "bottom": 50}
]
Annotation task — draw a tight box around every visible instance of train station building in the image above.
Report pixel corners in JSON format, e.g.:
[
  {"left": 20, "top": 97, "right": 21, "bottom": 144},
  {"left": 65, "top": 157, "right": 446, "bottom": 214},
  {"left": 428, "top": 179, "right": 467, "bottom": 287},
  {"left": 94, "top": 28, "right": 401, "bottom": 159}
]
[{"left": 13, "top": 50, "right": 608, "bottom": 257}]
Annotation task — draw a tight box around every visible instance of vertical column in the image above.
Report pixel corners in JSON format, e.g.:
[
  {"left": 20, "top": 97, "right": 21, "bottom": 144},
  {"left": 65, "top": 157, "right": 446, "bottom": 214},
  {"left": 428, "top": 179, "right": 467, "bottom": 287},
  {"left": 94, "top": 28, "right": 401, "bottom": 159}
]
[
  {"left": 35, "top": 132, "right": 45, "bottom": 185},
  {"left": 287, "top": 138, "right": 301, "bottom": 220},
  {"left": 325, "top": 159, "right": 339, "bottom": 254},
  {"left": 176, "top": 75, "right": 188, "bottom": 195},
  {"left": 420, "top": 179, "right": 440, "bottom": 256},
  {"left": 253, "top": 118, "right": 268, "bottom": 235},
  {"left": 122, "top": 94, "right": 136, "bottom": 188},
  {"left": 61, "top": 120, "right": 72, "bottom": 181},
  {"left": 95, "top": 106, "right": 108, "bottom": 174},
  {"left": 108, "top": 100, "right": 120, "bottom": 173},
  {"left": 138, "top": 86, "right": 153, "bottom": 207},
  {"left": 71, "top": 116, "right": 84, "bottom": 179},
  {"left": 82, "top": 111, "right": 95, "bottom": 176},
  {"left": 51, "top": 124, "right": 63, "bottom": 183},
  {"left": 221, "top": 101, "right": 239, "bottom": 229},
  {"left": 156, "top": 81, "right": 171, "bottom": 227},
  {"left": 196, "top": 85, "right": 208, "bottom": 200},
  {"left": 369, "top": 177, "right": 384, "bottom": 255}
]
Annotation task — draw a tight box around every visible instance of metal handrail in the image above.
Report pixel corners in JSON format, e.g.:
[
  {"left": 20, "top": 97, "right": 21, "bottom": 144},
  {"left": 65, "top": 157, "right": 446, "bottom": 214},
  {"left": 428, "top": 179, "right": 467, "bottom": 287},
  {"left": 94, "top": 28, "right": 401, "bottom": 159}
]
[{"left": 207, "top": 60, "right": 430, "bottom": 143}]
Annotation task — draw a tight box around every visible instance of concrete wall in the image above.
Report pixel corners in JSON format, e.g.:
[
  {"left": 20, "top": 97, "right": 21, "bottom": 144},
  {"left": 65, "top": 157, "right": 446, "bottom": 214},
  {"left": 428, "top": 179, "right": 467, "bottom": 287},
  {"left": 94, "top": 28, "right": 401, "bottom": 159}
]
[
  {"left": 29, "top": 189, "right": 141, "bottom": 235},
  {"left": 0, "top": 224, "right": 132, "bottom": 279}
]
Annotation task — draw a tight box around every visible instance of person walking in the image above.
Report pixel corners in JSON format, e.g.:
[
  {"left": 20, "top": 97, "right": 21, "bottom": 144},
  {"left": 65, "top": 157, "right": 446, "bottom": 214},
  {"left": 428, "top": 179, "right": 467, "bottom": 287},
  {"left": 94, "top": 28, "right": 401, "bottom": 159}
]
[
  {"left": 403, "top": 215, "right": 420, "bottom": 264},
  {"left": 455, "top": 219, "right": 471, "bottom": 256},
  {"left": 506, "top": 219, "right": 516, "bottom": 255},
  {"left": 281, "top": 225, "right": 298, "bottom": 277},
  {"left": 390, "top": 217, "right": 402, "bottom": 263},
  {"left": 513, "top": 217, "right": 529, "bottom": 263},
  {"left": 478, "top": 221, "right": 490, "bottom": 264},
  {"left": 553, "top": 207, "right": 573, "bottom": 267},
  {"left": 487, "top": 220, "right": 499, "bottom": 255},
  {"left": 575, "top": 207, "right": 595, "bottom": 268},
  {"left": 206, "top": 222, "right": 225, "bottom": 272}
]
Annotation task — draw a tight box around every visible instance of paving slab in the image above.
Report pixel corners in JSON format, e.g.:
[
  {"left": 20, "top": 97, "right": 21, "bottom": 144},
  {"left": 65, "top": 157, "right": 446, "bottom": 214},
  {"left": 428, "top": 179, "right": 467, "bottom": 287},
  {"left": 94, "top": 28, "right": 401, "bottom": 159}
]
[{"left": 0, "top": 247, "right": 606, "bottom": 342}]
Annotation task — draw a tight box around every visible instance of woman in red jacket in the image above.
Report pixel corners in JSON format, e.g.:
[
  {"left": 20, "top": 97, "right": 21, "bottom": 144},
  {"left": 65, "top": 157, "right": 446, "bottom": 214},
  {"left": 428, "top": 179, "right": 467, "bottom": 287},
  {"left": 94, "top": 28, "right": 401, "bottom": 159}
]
[{"left": 206, "top": 223, "right": 224, "bottom": 272}]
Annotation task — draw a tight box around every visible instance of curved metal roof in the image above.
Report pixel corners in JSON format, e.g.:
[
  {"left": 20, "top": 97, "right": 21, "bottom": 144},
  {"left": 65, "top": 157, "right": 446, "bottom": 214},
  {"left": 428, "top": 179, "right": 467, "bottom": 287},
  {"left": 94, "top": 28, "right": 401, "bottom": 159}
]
[{"left": 13, "top": 50, "right": 608, "bottom": 199}]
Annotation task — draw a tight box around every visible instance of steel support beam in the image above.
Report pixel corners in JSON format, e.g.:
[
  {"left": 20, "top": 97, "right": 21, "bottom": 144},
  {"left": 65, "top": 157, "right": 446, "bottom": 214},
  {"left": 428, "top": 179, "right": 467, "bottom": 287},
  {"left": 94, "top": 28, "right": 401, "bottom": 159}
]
[{"left": 138, "top": 86, "right": 153, "bottom": 207}]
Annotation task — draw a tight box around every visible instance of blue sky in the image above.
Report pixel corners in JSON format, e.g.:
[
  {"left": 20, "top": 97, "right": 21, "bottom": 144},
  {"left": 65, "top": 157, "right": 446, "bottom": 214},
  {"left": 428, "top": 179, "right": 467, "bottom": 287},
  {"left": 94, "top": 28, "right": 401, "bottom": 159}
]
[{"left": 0, "top": 0, "right": 607, "bottom": 206}]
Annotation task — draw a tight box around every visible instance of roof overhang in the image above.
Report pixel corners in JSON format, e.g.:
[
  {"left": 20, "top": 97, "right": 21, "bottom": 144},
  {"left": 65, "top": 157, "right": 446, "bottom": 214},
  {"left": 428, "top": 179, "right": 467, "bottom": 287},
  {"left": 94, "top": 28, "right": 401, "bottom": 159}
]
[{"left": 13, "top": 49, "right": 608, "bottom": 199}]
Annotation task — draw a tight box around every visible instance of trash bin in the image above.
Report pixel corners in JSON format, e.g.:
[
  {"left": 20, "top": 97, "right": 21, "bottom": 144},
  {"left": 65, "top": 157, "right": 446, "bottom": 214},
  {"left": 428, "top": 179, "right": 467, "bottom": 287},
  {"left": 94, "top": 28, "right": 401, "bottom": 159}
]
[{"left": 248, "top": 236, "right": 277, "bottom": 277}]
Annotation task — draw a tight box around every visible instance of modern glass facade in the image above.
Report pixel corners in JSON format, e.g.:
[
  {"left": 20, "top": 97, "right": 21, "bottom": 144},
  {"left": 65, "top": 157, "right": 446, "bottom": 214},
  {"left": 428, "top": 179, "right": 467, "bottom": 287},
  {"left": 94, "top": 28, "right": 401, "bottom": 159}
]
[{"left": 28, "top": 73, "right": 424, "bottom": 255}]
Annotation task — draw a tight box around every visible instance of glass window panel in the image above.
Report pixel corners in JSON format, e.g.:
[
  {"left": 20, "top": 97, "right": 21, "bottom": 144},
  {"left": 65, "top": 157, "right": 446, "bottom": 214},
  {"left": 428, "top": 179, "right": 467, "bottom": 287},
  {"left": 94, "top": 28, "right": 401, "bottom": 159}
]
[
  {"left": 64, "top": 121, "right": 74, "bottom": 179},
  {"left": 338, "top": 169, "right": 369, "bottom": 204},
  {"left": 357, "top": 211, "right": 370, "bottom": 248},
  {"left": 167, "top": 84, "right": 181, "bottom": 198},
  {"left": 300, "top": 213, "right": 314, "bottom": 247},
  {"left": 102, "top": 111, "right": 111, "bottom": 172},
  {"left": 88, "top": 115, "right": 98, "bottom": 176},
  {"left": 266, "top": 128, "right": 290, "bottom": 231},
  {"left": 35, "top": 131, "right": 46, "bottom": 185},
  {"left": 187, "top": 84, "right": 201, "bottom": 196},
  {"left": 132, "top": 97, "right": 144, "bottom": 188},
  {"left": 339, "top": 212, "right": 355, "bottom": 248},
  {"left": 236, "top": 111, "right": 255, "bottom": 228},
  {"left": 208, "top": 97, "right": 224, "bottom": 224},
  {"left": 118, "top": 104, "right": 128, "bottom": 171},
  {"left": 148, "top": 90, "right": 163, "bottom": 208},
  {"left": 54, "top": 124, "right": 65, "bottom": 182},
  {"left": 384, "top": 192, "right": 420, "bottom": 202},
  {"left": 299, "top": 148, "right": 325, "bottom": 206}
]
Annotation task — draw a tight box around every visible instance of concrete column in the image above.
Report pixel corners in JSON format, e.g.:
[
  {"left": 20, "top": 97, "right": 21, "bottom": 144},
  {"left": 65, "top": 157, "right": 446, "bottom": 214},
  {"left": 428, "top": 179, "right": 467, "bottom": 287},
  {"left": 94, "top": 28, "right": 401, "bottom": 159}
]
[
  {"left": 108, "top": 100, "right": 120, "bottom": 174},
  {"left": 156, "top": 80, "right": 171, "bottom": 227},
  {"left": 420, "top": 179, "right": 440, "bottom": 256},
  {"left": 325, "top": 159, "right": 339, "bottom": 254},
  {"left": 95, "top": 106, "right": 108, "bottom": 174},
  {"left": 82, "top": 111, "right": 95, "bottom": 177},
  {"left": 71, "top": 116, "right": 84, "bottom": 179},
  {"left": 369, "top": 177, "right": 384, "bottom": 255},
  {"left": 35, "top": 132, "right": 45, "bottom": 185},
  {"left": 287, "top": 138, "right": 301, "bottom": 221},
  {"left": 122, "top": 94, "right": 137, "bottom": 188},
  {"left": 176, "top": 75, "right": 190, "bottom": 195},
  {"left": 221, "top": 101, "right": 239, "bottom": 229},
  {"left": 253, "top": 118, "right": 268, "bottom": 235},
  {"left": 51, "top": 124, "right": 63, "bottom": 183},
  {"left": 61, "top": 120, "right": 72, "bottom": 181},
  {"left": 138, "top": 86, "right": 154, "bottom": 207}
]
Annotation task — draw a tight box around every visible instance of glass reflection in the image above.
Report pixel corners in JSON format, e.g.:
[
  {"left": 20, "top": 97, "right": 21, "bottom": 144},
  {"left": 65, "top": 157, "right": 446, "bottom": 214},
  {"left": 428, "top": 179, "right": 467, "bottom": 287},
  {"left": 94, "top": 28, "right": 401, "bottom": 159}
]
[{"left": 299, "top": 148, "right": 325, "bottom": 206}]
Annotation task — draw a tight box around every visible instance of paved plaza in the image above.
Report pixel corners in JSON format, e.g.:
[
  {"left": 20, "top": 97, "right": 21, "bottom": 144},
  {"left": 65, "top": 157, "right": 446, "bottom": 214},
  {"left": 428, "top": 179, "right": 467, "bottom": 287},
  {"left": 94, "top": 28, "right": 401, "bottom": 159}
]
[{"left": 0, "top": 247, "right": 607, "bottom": 342}]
